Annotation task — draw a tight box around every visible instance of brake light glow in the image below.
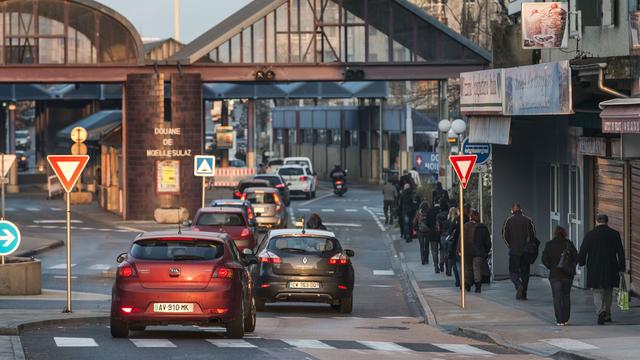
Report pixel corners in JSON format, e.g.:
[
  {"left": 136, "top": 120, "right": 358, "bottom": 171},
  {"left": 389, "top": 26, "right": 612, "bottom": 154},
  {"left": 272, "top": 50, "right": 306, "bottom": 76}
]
[
  {"left": 338, "top": 285, "right": 348, "bottom": 290},
  {"left": 300, "top": 175, "right": 308, "bottom": 182},
  {"left": 258, "top": 250, "right": 282, "bottom": 264},
  {"left": 274, "top": 193, "right": 282, "bottom": 211},
  {"left": 275, "top": 183, "right": 285, "bottom": 189},
  {"left": 120, "top": 306, "right": 141, "bottom": 314},
  {"left": 335, "top": 180, "right": 344, "bottom": 185},
  {"left": 118, "top": 263, "right": 137, "bottom": 278},
  {"left": 247, "top": 207, "right": 254, "bottom": 220},
  {"left": 234, "top": 190, "right": 242, "bottom": 198},
  {"left": 328, "top": 253, "right": 350, "bottom": 265},
  {"left": 213, "top": 267, "right": 234, "bottom": 279},
  {"left": 240, "top": 228, "right": 252, "bottom": 238},
  {"left": 240, "top": 193, "right": 246, "bottom": 200},
  {"left": 260, "top": 284, "right": 271, "bottom": 288},
  {"left": 207, "top": 308, "right": 228, "bottom": 314}
]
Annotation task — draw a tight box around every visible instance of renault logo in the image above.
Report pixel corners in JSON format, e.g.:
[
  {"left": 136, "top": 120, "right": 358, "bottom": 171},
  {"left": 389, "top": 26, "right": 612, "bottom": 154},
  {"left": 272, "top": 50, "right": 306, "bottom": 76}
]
[
  {"left": 168, "top": 268, "right": 181, "bottom": 276},
  {"left": 302, "top": 257, "right": 308, "bottom": 264}
]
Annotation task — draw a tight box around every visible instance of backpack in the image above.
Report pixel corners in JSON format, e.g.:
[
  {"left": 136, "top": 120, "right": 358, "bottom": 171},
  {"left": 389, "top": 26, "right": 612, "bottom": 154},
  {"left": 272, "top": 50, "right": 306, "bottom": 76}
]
[
  {"left": 418, "top": 215, "right": 430, "bottom": 233},
  {"left": 556, "top": 242, "right": 576, "bottom": 276},
  {"left": 524, "top": 236, "right": 541, "bottom": 264}
]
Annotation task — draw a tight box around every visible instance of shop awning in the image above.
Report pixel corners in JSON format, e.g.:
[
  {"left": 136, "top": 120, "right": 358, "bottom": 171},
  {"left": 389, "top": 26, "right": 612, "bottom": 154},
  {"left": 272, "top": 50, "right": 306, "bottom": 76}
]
[
  {"left": 468, "top": 116, "right": 511, "bottom": 145},
  {"left": 600, "top": 97, "right": 640, "bottom": 134},
  {"left": 57, "top": 110, "right": 122, "bottom": 142}
]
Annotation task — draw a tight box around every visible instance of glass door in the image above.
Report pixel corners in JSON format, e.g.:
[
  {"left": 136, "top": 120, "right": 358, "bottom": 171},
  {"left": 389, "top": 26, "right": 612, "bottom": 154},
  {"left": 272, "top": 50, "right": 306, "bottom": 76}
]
[
  {"left": 568, "top": 165, "right": 584, "bottom": 287},
  {"left": 550, "top": 164, "right": 560, "bottom": 239}
]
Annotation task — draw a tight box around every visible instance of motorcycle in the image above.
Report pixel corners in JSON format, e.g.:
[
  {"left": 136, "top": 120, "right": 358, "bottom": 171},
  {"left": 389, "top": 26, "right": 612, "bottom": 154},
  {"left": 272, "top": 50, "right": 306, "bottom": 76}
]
[{"left": 333, "top": 170, "right": 348, "bottom": 197}]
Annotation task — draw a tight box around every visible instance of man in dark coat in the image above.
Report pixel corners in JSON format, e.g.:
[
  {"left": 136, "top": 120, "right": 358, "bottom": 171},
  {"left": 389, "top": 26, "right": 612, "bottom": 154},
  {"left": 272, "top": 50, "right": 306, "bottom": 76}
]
[
  {"left": 425, "top": 201, "right": 442, "bottom": 272},
  {"left": 503, "top": 203, "right": 535, "bottom": 300},
  {"left": 399, "top": 184, "right": 419, "bottom": 242},
  {"left": 460, "top": 210, "right": 491, "bottom": 293},
  {"left": 578, "top": 214, "right": 626, "bottom": 325},
  {"left": 432, "top": 182, "right": 449, "bottom": 207}
]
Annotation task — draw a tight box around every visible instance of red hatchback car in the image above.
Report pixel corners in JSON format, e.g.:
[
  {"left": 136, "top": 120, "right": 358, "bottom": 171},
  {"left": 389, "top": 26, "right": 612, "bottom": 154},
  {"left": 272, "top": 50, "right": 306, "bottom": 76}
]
[
  {"left": 191, "top": 207, "right": 256, "bottom": 251},
  {"left": 110, "top": 231, "right": 257, "bottom": 338}
]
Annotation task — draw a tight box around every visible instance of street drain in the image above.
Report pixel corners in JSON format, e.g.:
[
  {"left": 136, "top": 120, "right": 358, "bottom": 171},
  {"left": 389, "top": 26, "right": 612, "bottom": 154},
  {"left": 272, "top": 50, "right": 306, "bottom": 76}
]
[{"left": 356, "top": 326, "right": 409, "bottom": 330}]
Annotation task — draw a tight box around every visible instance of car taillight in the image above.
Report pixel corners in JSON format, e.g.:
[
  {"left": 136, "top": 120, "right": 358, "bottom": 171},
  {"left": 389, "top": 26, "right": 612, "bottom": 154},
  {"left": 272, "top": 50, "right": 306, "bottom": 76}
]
[
  {"left": 240, "top": 228, "right": 251, "bottom": 238},
  {"left": 247, "top": 207, "right": 254, "bottom": 220},
  {"left": 300, "top": 176, "right": 308, "bottom": 181},
  {"left": 335, "top": 180, "right": 344, "bottom": 185},
  {"left": 275, "top": 183, "right": 285, "bottom": 189},
  {"left": 328, "top": 253, "right": 350, "bottom": 265},
  {"left": 240, "top": 193, "right": 247, "bottom": 200},
  {"left": 234, "top": 190, "right": 242, "bottom": 198},
  {"left": 274, "top": 193, "right": 282, "bottom": 211},
  {"left": 258, "top": 250, "right": 282, "bottom": 264},
  {"left": 118, "top": 263, "right": 137, "bottom": 278},
  {"left": 213, "top": 267, "right": 234, "bottom": 279},
  {"left": 120, "top": 306, "right": 142, "bottom": 314}
]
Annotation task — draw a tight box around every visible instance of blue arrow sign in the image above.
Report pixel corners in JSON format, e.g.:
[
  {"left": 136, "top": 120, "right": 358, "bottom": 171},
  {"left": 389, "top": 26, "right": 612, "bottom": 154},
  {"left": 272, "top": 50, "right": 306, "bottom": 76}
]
[
  {"left": 462, "top": 138, "right": 492, "bottom": 165},
  {"left": 194, "top": 155, "right": 216, "bottom": 177},
  {"left": 0, "top": 220, "right": 21, "bottom": 256}
]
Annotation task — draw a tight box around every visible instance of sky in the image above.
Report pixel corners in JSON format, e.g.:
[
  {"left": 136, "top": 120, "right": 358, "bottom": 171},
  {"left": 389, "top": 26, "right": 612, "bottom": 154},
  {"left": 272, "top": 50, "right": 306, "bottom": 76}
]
[{"left": 98, "top": 0, "right": 253, "bottom": 43}]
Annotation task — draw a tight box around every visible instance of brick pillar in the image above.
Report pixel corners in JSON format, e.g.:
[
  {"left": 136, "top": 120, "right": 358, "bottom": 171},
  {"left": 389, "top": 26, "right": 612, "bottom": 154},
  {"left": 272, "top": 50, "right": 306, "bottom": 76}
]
[
  {"left": 124, "top": 73, "right": 165, "bottom": 220},
  {"left": 171, "top": 73, "right": 203, "bottom": 218}
]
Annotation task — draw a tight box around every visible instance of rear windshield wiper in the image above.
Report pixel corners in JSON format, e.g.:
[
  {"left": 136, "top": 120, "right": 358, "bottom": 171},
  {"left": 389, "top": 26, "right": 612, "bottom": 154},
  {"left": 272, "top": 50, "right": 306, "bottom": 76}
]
[
  {"left": 172, "top": 255, "right": 207, "bottom": 261},
  {"left": 278, "top": 248, "right": 307, "bottom": 253}
]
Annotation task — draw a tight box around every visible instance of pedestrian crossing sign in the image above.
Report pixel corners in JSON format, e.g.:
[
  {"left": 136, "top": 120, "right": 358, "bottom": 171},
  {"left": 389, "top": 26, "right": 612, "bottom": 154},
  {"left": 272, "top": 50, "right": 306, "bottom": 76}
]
[{"left": 194, "top": 155, "right": 216, "bottom": 177}]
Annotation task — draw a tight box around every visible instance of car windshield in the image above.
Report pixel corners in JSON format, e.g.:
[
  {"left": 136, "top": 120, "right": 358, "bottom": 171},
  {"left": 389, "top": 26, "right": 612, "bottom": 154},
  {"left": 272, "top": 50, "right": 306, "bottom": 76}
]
[
  {"left": 256, "top": 176, "right": 281, "bottom": 185},
  {"left": 285, "top": 160, "right": 309, "bottom": 167},
  {"left": 239, "top": 182, "right": 268, "bottom": 192},
  {"left": 245, "top": 192, "right": 276, "bottom": 204},
  {"left": 196, "top": 213, "right": 246, "bottom": 226},
  {"left": 268, "top": 160, "right": 283, "bottom": 166},
  {"left": 131, "top": 240, "right": 224, "bottom": 261},
  {"left": 269, "top": 236, "right": 337, "bottom": 254},
  {"left": 278, "top": 167, "right": 303, "bottom": 176}
]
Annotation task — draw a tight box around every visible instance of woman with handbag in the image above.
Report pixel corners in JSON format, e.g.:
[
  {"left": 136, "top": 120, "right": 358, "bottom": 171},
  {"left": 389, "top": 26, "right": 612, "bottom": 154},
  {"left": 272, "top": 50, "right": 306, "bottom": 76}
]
[{"left": 542, "top": 226, "right": 578, "bottom": 325}]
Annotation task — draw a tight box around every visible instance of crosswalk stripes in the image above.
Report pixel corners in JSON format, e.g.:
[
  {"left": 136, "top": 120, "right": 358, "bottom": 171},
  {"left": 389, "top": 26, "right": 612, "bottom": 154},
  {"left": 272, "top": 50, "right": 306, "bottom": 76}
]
[{"left": 51, "top": 336, "right": 511, "bottom": 355}]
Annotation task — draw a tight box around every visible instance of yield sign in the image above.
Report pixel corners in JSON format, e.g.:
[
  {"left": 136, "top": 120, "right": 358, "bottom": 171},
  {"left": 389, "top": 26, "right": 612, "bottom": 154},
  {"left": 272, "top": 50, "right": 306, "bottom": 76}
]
[
  {"left": 449, "top": 155, "right": 477, "bottom": 189},
  {"left": 47, "top": 155, "right": 90, "bottom": 193}
]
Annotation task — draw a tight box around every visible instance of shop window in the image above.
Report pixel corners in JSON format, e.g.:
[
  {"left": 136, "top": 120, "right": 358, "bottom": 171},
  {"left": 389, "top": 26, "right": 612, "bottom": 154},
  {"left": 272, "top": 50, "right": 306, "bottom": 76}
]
[
  {"left": 360, "top": 131, "right": 368, "bottom": 149},
  {"left": 289, "top": 128, "right": 297, "bottom": 145},
  {"left": 332, "top": 130, "right": 341, "bottom": 145},
  {"left": 316, "top": 129, "right": 327, "bottom": 144},
  {"left": 275, "top": 129, "right": 284, "bottom": 144},
  {"left": 302, "top": 129, "right": 313, "bottom": 144}
]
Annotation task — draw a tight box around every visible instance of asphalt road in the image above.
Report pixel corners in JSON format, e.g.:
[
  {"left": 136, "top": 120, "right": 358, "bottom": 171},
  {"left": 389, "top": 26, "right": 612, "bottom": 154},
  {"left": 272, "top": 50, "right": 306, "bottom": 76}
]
[{"left": 12, "top": 186, "right": 542, "bottom": 359}]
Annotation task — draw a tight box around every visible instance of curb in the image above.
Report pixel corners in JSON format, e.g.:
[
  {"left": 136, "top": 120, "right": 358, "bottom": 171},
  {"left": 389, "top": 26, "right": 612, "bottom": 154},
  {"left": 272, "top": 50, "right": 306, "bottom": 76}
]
[
  {"left": 15, "top": 240, "right": 64, "bottom": 258},
  {"left": 0, "top": 314, "right": 109, "bottom": 336}
]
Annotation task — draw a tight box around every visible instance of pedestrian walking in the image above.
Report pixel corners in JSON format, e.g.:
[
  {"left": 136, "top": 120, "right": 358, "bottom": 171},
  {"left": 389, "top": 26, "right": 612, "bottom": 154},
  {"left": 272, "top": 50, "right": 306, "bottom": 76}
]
[
  {"left": 460, "top": 210, "right": 491, "bottom": 292},
  {"left": 578, "top": 214, "right": 626, "bottom": 325},
  {"left": 503, "top": 203, "right": 536, "bottom": 300},
  {"left": 399, "top": 184, "right": 416, "bottom": 242},
  {"left": 426, "top": 199, "right": 443, "bottom": 273},
  {"left": 306, "top": 213, "right": 327, "bottom": 230},
  {"left": 435, "top": 198, "right": 450, "bottom": 272},
  {"left": 542, "top": 226, "right": 578, "bottom": 326},
  {"left": 382, "top": 180, "right": 398, "bottom": 225},
  {"left": 432, "top": 181, "right": 449, "bottom": 207},
  {"left": 413, "top": 202, "right": 430, "bottom": 265},
  {"left": 443, "top": 207, "right": 461, "bottom": 287}
]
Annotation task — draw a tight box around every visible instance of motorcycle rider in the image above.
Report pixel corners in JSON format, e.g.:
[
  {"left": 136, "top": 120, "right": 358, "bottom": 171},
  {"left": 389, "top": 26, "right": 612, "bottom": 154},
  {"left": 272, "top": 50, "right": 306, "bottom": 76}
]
[{"left": 330, "top": 164, "right": 347, "bottom": 193}]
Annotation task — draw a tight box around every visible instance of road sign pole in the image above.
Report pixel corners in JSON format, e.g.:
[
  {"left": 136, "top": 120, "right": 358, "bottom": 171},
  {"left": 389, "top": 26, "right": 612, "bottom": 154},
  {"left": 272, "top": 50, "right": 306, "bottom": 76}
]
[
  {"left": 479, "top": 171, "right": 483, "bottom": 224},
  {"left": 459, "top": 137, "right": 466, "bottom": 309},
  {"left": 1, "top": 153, "right": 5, "bottom": 221},
  {"left": 65, "top": 192, "right": 72, "bottom": 313},
  {"left": 202, "top": 176, "right": 206, "bottom": 208}
]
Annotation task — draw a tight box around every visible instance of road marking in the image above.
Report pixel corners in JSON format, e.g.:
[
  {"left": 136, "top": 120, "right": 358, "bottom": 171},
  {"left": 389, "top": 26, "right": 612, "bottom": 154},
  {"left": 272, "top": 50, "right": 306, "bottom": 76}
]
[
  {"left": 321, "top": 209, "right": 335, "bottom": 212},
  {"left": 89, "top": 264, "right": 111, "bottom": 271},
  {"left": 26, "top": 207, "right": 40, "bottom": 211},
  {"left": 117, "top": 226, "right": 145, "bottom": 233},
  {"left": 42, "top": 225, "right": 58, "bottom": 229},
  {"left": 207, "top": 339, "right": 256, "bottom": 348},
  {"left": 130, "top": 339, "right": 176, "bottom": 348},
  {"left": 370, "top": 285, "right": 393, "bottom": 288},
  {"left": 54, "top": 337, "right": 98, "bottom": 347},
  {"left": 33, "top": 220, "right": 83, "bottom": 224},
  {"left": 344, "top": 209, "right": 358, "bottom": 212},
  {"left": 358, "top": 341, "right": 412, "bottom": 352},
  {"left": 79, "top": 227, "right": 94, "bottom": 231},
  {"left": 53, "top": 276, "right": 78, "bottom": 279},
  {"left": 49, "top": 264, "right": 76, "bottom": 269},
  {"left": 380, "top": 316, "right": 412, "bottom": 319},
  {"left": 363, "top": 206, "right": 386, "bottom": 232},
  {"left": 5, "top": 208, "right": 15, "bottom": 211},
  {"left": 297, "top": 208, "right": 310, "bottom": 212},
  {"left": 97, "top": 228, "right": 112, "bottom": 232},
  {"left": 541, "top": 338, "right": 599, "bottom": 351},
  {"left": 434, "top": 344, "right": 494, "bottom": 355},
  {"left": 299, "top": 192, "right": 334, "bottom": 206},
  {"left": 277, "top": 316, "right": 310, "bottom": 319},
  {"left": 50, "top": 207, "right": 63, "bottom": 211},
  {"left": 373, "top": 269, "right": 395, "bottom": 276},
  {"left": 283, "top": 339, "right": 335, "bottom": 349},
  {"left": 324, "top": 222, "right": 362, "bottom": 227}
]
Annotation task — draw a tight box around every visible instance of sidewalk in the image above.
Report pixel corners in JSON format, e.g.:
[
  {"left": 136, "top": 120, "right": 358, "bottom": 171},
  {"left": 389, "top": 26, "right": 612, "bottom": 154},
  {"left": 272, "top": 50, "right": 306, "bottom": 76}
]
[{"left": 393, "top": 235, "right": 640, "bottom": 360}]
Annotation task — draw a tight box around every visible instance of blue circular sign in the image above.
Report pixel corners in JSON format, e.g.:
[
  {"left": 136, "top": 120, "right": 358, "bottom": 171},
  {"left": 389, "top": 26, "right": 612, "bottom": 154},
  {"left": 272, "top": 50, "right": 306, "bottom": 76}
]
[
  {"left": 0, "top": 220, "right": 21, "bottom": 256},
  {"left": 462, "top": 138, "right": 492, "bottom": 165}
]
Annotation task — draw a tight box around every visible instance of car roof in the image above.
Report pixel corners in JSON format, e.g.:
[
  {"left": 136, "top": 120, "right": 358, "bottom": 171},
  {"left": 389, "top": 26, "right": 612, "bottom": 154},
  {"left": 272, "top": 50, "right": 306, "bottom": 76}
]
[
  {"left": 239, "top": 178, "right": 270, "bottom": 185},
  {"left": 279, "top": 165, "right": 306, "bottom": 169},
  {"left": 211, "top": 199, "right": 248, "bottom": 205},
  {"left": 135, "top": 230, "right": 228, "bottom": 242},
  {"left": 268, "top": 229, "right": 336, "bottom": 239},
  {"left": 197, "top": 206, "right": 244, "bottom": 214},
  {"left": 284, "top": 157, "right": 311, "bottom": 162},
  {"left": 244, "top": 187, "right": 278, "bottom": 193}
]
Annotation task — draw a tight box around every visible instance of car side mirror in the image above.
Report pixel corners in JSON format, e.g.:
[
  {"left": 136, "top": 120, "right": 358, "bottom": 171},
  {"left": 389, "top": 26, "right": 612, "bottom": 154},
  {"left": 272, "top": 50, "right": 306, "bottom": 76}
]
[
  {"left": 116, "top": 252, "right": 128, "bottom": 263},
  {"left": 345, "top": 249, "right": 355, "bottom": 257}
]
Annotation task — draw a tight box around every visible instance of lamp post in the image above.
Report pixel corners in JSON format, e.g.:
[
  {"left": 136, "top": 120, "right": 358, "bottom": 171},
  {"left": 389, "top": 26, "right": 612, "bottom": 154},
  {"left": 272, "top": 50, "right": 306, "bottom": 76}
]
[{"left": 439, "top": 118, "right": 468, "bottom": 308}]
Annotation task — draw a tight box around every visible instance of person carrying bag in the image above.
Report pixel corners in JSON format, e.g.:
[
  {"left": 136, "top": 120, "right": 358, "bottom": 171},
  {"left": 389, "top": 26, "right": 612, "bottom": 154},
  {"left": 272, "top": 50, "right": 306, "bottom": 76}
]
[{"left": 542, "top": 226, "right": 578, "bottom": 325}]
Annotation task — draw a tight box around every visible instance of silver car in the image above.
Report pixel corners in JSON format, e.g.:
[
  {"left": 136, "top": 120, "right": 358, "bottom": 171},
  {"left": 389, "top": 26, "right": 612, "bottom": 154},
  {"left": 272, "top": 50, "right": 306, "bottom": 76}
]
[{"left": 242, "top": 187, "right": 288, "bottom": 229}]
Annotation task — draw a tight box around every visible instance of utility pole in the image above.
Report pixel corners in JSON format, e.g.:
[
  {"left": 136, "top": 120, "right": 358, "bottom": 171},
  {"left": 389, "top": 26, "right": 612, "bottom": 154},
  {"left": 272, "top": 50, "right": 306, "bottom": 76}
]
[{"left": 173, "top": 0, "right": 181, "bottom": 42}]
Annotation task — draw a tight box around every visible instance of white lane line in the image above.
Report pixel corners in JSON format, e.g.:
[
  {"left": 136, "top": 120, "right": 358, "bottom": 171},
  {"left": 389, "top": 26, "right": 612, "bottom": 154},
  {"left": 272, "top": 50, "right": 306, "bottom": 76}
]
[
  {"left": 373, "top": 269, "right": 394, "bottom": 276},
  {"left": 206, "top": 339, "right": 256, "bottom": 348},
  {"left": 5, "top": 208, "right": 15, "bottom": 211},
  {"left": 344, "top": 209, "right": 358, "bottom": 212},
  {"left": 434, "top": 344, "right": 494, "bottom": 355},
  {"left": 89, "top": 264, "right": 111, "bottom": 271},
  {"left": 299, "top": 192, "right": 334, "bottom": 206},
  {"left": 54, "top": 337, "right": 98, "bottom": 347},
  {"left": 283, "top": 339, "right": 335, "bottom": 349},
  {"left": 323, "top": 222, "right": 362, "bottom": 227},
  {"left": 49, "top": 264, "right": 76, "bottom": 270},
  {"left": 321, "top": 209, "right": 335, "bottom": 212},
  {"left": 53, "top": 276, "right": 78, "bottom": 279},
  {"left": 33, "top": 220, "right": 83, "bottom": 224},
  {"left": 363, "top": 206, "right": 386, "bottom": 232},
  {"left": 117, "top": 226, "right": 145, "bottom": 233},
  {"left": 541, "top": 338, "right": 599, "bottom": 351},
  {"left": 26, "top": 207, "right": 40, "bottom": 211},
  {"left": 97, "top": 229, "right": 112, "bottom": 232},
  {"left": 370, "top": 285, "right": 393, "bottom": 288},
  {"left": 130, "top": 339, "right": 176, "bottom": 348},
  {"left": 42, "top": 225, "right": 58, "bottom": 229},
  {"left": 358, "top": 341, "right": 412, "bottom": 352},
  {"left": 297, "top": 208, "right": 310, "bottom": 212},
  {"left": 50, "top": 207, "right": 63, "bottom": 211}
]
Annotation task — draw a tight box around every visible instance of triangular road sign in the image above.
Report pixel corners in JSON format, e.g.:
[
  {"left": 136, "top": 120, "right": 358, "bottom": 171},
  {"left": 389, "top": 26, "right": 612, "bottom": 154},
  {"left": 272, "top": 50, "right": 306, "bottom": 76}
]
[
  {"left": 47, "top": 155, "right": 90, "bottom": 193},
  {"left": 449, "top": 155, "right": 477, "bottom": 189},
  {"left": 0, "top": 154, "right": 16, "bottom": 178}
]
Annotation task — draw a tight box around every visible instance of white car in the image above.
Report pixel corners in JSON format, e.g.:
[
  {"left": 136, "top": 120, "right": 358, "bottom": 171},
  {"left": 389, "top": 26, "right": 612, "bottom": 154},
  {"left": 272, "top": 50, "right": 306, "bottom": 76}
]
[
  {"left": 278, "top": 165, "right": 316, "bottom": 199},
  {"left": 265, "top": 159, "right": 284, "bottom": 174},
  {"left": 283, "top": 157, "right": 317, "bottom": 195}
]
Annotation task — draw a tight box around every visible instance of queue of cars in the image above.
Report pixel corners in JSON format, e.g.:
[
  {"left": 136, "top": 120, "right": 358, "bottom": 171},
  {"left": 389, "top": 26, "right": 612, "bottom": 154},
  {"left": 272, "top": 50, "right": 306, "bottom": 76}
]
[{"left": 110, "top": 156, "right": 355, "bottom": 339}]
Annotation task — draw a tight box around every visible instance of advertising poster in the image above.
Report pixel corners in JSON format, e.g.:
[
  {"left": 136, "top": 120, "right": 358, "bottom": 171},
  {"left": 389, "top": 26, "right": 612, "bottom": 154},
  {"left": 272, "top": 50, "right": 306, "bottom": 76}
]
[
  {"left": 156, "top": 160, "right": 180, "bottom": 194},
  {"left": 216, "top": 126, "right": 234, "bottom": 149},
  {"left": 504, "top": 61, "right": 572, "bottom": 115},
  {"left": 521, "top": 2, "right": 568, "bottom": 49},
  {"left": 460, "top": 69, "right": 504, "bottom": 115},
  {"left": 414, "top": 152, "right": 439, "bottom": 175}
]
